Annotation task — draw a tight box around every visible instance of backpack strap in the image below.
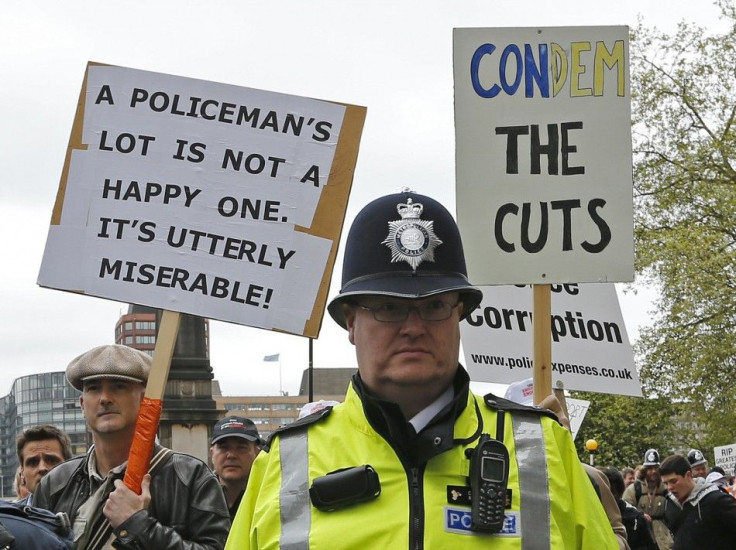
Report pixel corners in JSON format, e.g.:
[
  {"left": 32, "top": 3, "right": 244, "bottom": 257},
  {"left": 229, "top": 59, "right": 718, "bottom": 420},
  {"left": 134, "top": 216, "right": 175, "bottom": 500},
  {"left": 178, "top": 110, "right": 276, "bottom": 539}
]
[
  {"left": 148, "top": 447, "right": 174, "bottom": 474},
  {"left": 0, "top": 521, "right": 14, "bottom": 547}
]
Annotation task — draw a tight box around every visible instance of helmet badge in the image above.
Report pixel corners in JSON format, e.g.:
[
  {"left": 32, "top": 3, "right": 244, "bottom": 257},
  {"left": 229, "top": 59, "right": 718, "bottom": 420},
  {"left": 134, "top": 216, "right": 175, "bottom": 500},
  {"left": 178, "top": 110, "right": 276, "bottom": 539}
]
[{"left": 382, "top": 198, "right": 442, "bottom": 271}]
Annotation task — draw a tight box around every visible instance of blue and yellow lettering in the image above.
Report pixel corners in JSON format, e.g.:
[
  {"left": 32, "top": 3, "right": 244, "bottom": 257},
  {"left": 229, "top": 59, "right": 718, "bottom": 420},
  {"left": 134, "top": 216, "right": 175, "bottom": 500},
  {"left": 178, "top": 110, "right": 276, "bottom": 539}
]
[
  {"left": 550, "top": 43, "right": 568, "bottom": 97},
  {"left": 499, "top": 44, "right": 523, "bottom": 95},
  {"left": 524, "top": 44, "right": 549, "bottom": 97},
  {"left": 471, "top": 43, "right": 550, "bottom": 98},
  {"left": 570, "top": 41, "right": 593, "bottom": 97},
  {"left": 471, "top": 44, "right": 501, "bottom": 98},
  {"left": 594, "top": 40, "right": 625, "bottom": 97},
  {"left": 470, "top": 39, "right": 626, "bottom": 99}
]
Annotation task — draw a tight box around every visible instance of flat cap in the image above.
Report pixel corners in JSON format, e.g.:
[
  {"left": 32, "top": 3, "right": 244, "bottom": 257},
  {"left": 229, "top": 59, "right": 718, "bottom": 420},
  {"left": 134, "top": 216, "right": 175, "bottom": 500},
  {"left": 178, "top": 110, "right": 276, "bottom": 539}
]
[{"left": 66, "top": 344, "right": 151, "bottom": 391}]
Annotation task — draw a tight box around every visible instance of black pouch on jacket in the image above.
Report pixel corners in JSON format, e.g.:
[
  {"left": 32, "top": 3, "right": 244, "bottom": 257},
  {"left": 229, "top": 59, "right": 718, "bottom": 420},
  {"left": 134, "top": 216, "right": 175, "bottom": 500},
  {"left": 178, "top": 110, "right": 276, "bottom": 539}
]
[{"left": 309, "top": 465, "right": 381, "bottom": 511}]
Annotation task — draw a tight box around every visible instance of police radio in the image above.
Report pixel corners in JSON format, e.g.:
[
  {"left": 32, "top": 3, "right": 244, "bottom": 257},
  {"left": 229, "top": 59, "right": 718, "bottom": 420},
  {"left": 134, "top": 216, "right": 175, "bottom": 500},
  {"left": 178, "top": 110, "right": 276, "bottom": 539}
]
[{"left": 467, "top": 410, "right": 509, "bottom": 533}]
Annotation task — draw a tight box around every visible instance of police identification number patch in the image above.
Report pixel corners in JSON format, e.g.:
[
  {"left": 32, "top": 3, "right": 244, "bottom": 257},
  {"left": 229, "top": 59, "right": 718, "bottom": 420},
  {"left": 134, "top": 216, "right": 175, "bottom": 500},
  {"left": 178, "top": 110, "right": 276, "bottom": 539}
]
[{"left": 444, "top": 507, "right": 521, "bottom": 537}]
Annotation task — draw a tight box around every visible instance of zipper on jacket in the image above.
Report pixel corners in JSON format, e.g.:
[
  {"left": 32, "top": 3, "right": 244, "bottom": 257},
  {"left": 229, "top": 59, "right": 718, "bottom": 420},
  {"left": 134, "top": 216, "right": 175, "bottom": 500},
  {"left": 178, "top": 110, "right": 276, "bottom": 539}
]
[{"left": 408, "top": 466, "right": 426, "bottom": 550}]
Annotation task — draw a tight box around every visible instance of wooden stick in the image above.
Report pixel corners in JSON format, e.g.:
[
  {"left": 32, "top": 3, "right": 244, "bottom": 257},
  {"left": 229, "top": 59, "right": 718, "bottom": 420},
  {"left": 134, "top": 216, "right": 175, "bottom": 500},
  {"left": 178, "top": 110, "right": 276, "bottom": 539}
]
[
  {"left": 123, "top": 310, "right": 181, "bottom": 493},
  {"left": 533, "top": 284, "right": 552, "bottom": 405}
]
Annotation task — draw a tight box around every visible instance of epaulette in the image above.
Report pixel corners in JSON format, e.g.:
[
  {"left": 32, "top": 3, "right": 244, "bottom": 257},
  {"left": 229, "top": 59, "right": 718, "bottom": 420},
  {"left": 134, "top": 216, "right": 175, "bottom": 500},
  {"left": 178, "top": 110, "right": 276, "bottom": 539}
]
[
  {"left": 262, "top": 406, "right": 333, "bottom": 452},
  {"left": 482, "top": 393, "right": 561, "bottom": 424}
]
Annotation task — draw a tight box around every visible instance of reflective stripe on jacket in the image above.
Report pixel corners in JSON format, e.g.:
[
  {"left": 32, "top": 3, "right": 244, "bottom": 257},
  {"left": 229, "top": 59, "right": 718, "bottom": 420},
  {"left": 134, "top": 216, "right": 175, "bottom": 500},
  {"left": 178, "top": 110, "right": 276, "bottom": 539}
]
[{"left": 227, "top": 383, "right": 617, "bottom": 549}]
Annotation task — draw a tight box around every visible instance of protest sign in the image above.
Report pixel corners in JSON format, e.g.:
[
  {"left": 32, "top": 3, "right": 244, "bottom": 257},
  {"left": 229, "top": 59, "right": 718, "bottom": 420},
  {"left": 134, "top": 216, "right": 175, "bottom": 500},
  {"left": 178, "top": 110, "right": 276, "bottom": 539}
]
[
  {"left": 566, "top": 397, "right": 590, "bottom": 441},
  {"left": 454, "top": 26, "right": 633, "bottom": 284},
  {"left": 504, "top": 378, "right": 590, "bottom": 438},
  {"left": 38, "top": 63, "right": 366, "bottom": 338},
  {"left": 461, "top": 283, "right": 642, "bottom": 396},
  {"left": 714, "top": 443, "right": 736, "bottom": 476}
]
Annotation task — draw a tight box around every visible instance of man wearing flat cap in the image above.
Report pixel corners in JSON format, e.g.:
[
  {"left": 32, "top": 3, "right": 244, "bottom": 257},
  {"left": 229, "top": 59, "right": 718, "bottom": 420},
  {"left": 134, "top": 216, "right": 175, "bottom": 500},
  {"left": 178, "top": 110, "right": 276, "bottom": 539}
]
[
  {"left": 34, "top": 344, "right": 230, "bottom": 549},
  {"left": 227, "top": 190, "right": 617, "bottom": 549},
  {"left": 210, "top": 416, "right": 262, "bottom": 521}
]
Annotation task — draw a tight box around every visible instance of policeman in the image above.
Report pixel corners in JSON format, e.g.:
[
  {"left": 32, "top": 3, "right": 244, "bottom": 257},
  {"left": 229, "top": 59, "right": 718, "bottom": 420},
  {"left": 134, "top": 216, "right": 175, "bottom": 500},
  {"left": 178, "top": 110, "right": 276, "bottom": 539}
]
[
  {"left": 226, "top": 190, "right": 617, "bottom": 549},
  {"left": 623, "top": 449, "right": 673, "bottom": 550},
  {"left": 686, "top": 448, "right": 708, "bottom": 479}
]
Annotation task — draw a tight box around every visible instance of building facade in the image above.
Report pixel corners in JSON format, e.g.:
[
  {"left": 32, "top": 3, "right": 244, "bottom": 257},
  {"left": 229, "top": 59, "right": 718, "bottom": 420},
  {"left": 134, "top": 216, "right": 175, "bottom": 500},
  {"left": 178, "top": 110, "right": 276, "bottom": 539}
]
[
  {"left": 0, "top": 339, "right": 353, "bottom": 496},
  {"left": 212, "top": 367, "right": 355, "bottom": 438},
  {"left": 214, "top": 394, "right": 344, "bottom": 438},
  {"left": 115, "top": 310, "right": 157, "bottom": 355},
  {"left": 115, "top": 305, "right": 210, "bottom": 357}
]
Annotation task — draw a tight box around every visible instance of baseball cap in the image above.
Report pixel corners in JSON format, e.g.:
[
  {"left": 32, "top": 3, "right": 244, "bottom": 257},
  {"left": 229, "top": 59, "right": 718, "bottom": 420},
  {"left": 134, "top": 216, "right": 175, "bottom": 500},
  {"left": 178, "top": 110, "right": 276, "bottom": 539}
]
[{"left": 211, "top": 416, "right": 261, "bottom": 445}]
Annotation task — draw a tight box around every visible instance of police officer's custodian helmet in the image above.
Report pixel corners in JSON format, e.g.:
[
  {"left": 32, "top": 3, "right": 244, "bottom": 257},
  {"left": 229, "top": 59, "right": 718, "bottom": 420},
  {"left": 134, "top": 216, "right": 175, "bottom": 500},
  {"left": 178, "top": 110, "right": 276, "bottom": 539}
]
[
  {"left": 642, "top": 448, "right": 660, "bottom": 467},
  {"left": 328, "top": 190, "right": 483, "bottom": 329},
  {"left": 687, "top": 449, "right": 707, "bottom": 467}
]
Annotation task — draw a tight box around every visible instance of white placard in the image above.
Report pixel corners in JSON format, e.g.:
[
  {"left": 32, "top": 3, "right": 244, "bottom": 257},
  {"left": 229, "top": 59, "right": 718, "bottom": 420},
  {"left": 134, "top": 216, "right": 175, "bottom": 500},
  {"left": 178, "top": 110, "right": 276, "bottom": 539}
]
[
  {"left": 454, "top": 26, "right": 633, "bottom": 284},
  {"left": 504, "top": 377, "right": 590, "bottom": 439},
  {"left": 714, "top": 443, "right": 736, "bottom": 476},
  {"left": 38, "top": 63, "right": 365, "bottom": 337},
  {"left": 461, "top": 283, "right": 642, "bottom": 396},
  {"left": 566, "top": 397, "right": 590, "bottom": 441}
]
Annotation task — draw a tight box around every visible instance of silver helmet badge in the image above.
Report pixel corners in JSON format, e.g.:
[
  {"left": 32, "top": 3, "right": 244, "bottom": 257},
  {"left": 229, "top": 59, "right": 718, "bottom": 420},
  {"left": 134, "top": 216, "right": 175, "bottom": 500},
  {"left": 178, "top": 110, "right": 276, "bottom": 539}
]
[{"left": 382, "top": 198, "right": 442, "bottom": 271}]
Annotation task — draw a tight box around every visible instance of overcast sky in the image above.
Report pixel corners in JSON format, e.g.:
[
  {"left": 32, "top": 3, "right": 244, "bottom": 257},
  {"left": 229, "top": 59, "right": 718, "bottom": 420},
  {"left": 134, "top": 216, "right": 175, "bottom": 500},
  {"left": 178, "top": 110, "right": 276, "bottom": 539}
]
[{"left": 0, "top": 0, "right": 725, "bottom": 398}]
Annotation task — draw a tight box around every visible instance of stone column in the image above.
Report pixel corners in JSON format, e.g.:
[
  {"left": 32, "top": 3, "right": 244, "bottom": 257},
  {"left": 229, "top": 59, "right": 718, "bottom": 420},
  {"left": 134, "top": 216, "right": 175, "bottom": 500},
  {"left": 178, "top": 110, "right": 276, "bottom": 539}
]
[{"left": 133, "top": 306, "right": 223, "bottom": 462}]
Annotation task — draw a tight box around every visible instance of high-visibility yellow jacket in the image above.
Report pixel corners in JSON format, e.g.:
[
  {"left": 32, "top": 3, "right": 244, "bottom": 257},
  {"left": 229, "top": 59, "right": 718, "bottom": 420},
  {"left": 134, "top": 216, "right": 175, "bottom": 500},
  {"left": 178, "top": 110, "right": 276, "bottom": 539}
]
[{"left": 227, "top": 373, "right": 617, "bottom": 550}]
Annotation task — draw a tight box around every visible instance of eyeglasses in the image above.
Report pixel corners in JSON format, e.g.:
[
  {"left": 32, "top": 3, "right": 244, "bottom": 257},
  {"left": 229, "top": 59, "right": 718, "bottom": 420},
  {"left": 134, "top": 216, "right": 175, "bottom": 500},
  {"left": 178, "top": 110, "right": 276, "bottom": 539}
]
[{"left": 356, "top": 299, "right": 461, "bottom": 323}]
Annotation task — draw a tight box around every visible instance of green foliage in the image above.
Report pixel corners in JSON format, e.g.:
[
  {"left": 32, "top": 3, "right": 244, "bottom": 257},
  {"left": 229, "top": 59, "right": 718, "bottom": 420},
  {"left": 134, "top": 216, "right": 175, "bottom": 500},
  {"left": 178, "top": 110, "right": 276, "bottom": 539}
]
[
  {"left": 631, "top": 1, "right": 736, "bottom": 449},
  {"left": 571, "top": 391, "right": 680, "bottom": 468}
]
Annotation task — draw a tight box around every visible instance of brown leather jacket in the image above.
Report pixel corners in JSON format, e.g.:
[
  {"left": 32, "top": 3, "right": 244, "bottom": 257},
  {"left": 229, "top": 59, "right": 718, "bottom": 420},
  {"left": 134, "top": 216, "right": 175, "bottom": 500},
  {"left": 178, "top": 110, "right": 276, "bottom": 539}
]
[{"left": 34, "top": 445, "right": 230, "bottom": 549}]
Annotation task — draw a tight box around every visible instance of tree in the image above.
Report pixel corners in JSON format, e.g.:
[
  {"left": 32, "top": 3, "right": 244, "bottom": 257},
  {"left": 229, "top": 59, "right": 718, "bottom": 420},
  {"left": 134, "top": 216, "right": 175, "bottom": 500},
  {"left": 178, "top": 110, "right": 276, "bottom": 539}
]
[
  {"left": 631, "top": 1, "right": 736, "bottom": 447},
  {"left": 571, "top": 391, "right": 680, "bottom": 468}
]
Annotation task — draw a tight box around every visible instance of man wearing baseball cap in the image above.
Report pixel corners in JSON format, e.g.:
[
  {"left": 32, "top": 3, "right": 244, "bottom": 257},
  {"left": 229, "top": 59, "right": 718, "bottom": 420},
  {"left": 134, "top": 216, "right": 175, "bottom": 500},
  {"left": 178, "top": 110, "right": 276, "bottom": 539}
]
[
  {"left": 227, "top": 190, "right": 617, "bottom": 549},
  {"left": 211, "top": 416, "right": 262, "bottom": 520},
  {"left": 34, "top": 344, "right": 230, "bottom": 549}
]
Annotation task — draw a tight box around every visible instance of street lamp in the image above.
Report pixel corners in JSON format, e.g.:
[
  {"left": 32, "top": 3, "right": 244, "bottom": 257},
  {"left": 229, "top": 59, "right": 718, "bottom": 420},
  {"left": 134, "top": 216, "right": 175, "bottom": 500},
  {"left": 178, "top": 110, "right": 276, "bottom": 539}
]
[{"left": 585, "top": 439, "right": 599, "bottom": 466}]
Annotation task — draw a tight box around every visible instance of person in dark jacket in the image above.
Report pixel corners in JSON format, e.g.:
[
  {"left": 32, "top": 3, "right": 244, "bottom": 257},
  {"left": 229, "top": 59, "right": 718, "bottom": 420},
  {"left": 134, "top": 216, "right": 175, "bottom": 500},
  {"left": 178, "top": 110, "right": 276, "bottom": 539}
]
[
  {"left": 660, "top": 454, "right": 736, "bottom": 550},
  {"left": 210, "top": 416, "right": 262, "bottom": 521},
  {"left": 601, "top": 467, "right": 659, "bottom": 550},
  {"left": 34, "top": 344, "right": 230, "bottom": 549}
]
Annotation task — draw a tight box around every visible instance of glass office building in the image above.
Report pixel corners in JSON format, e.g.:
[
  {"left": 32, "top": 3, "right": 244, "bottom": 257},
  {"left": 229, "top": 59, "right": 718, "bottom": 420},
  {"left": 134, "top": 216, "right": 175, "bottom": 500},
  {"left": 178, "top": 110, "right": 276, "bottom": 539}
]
[{"left": 0, "top": 372, "right": 88, "bottom": 498}]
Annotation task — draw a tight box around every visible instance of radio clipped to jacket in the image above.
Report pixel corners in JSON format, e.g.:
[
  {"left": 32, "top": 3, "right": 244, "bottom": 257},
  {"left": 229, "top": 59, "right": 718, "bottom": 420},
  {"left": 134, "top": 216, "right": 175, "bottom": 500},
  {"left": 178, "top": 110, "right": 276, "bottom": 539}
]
[
  {"left": 468, "top": 433, "right": 510, "bottom": 533},
  {"left": 309, "top": 465, "right": 381, "bottom": 512},
  {"left": 466, "top": 407, "right": 510, "bottom": 533}
]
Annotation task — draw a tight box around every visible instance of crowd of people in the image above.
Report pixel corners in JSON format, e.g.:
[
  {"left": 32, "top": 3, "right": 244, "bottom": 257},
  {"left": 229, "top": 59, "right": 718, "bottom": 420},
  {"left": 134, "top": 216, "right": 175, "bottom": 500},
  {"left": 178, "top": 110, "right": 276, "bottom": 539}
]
[
  {"left": 600, "top": 448, "right": 736, "bottom": 549},
  {"left": 3, "top": 190, "right": 736, "bottom": 549}
]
